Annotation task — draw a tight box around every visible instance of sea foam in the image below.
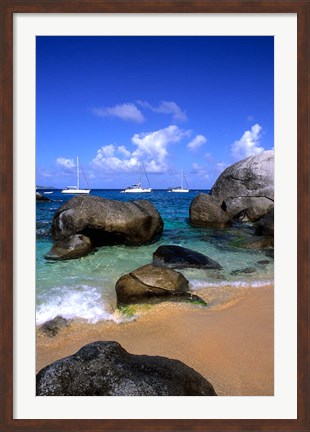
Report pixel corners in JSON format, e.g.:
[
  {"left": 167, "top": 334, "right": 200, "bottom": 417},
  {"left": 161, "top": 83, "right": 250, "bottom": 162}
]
[
  {"left": 36, "top": 284, "right": 130, "bottom": 325},
  {"left": 189, "top": 279, "right": 274, "bottom": 290}
]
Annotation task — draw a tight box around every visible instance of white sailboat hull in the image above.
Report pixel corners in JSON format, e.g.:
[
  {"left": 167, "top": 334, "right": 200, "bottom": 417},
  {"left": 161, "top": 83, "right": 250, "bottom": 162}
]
[
  {"left": 61, "top": 189, "right": 90, "bottom": 194},
  {"left": 168, "top": 189, "right": 189, "bottom": 193},
  {"left": 122, "top": 188, "right": 152, "bottom": 193}
]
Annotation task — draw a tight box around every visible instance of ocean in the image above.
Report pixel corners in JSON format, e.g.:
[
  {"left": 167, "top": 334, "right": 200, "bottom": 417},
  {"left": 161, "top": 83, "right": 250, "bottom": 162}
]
[{"left": 36, "top": 189, "right": 273, "bottom": 325}]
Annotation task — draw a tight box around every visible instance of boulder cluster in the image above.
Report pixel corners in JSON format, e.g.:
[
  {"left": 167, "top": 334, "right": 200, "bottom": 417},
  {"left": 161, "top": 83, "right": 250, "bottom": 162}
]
[{"left": 37, "top": 150, "right": 274, "bottom": 396}]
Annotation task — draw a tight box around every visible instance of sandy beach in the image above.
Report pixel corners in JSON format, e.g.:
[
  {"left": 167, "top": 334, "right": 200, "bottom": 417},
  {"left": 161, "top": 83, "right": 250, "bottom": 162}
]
[{"left": 36, "top": 284, "right": 274, "bottom": 396}]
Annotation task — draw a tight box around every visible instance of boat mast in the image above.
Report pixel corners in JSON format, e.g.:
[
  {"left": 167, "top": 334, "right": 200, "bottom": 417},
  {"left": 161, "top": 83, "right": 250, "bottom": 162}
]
[
  {"left": 142, "top": 161, "right": 152, "bottom": 188},
  {"left": 181, "top": 169, "right": 183, "bottom": 189},
  {"left": 77, "top": 156, "right": 80, "bottom": 190}
]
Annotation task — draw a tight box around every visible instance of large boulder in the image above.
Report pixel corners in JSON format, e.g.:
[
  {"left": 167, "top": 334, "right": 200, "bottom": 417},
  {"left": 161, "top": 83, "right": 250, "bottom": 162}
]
[
  {"left": 115, "top": 264, "right": 205, "bottom": 306},
  {"left": 189, "top": 193, "right": 231, "bottom": 228},
  {"left": 211, "top": 150, "right": 274, "bottom": 219},
  {"left": 50, "top": 196, "right": 164, "bottom": 246},
  {"left": 153, "top": 245, "right": 222, "bottom": 270},
  {"left": 44, "top": 234, "right": 93, "bottom": 260},
  {"left": 36, "top": 341, "right": 217, "bottom": 396}
]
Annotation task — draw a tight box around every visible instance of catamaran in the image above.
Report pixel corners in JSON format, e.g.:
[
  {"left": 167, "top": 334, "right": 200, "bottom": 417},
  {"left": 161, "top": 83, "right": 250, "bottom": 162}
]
[
  {"left": 167, "top": 169, "right": 189, "bottom": 193},
  {"left": 121, "top": 162, "right": 152, "bottom": 193},
  {"left": 61, "top": 157, "right": 90, "bottom": 194}
]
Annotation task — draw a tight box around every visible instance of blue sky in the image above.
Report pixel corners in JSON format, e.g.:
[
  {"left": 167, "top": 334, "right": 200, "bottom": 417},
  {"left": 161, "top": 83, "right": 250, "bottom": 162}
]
[{"left": 36, "top": 36, "right": 274, "bottom": 189}]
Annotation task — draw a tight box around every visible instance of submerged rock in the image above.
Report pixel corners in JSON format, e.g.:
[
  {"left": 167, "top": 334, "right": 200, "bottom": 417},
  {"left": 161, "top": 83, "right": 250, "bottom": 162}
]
[
  {"left": 45, "top": 234, "right": 93, "bottom": 260},
  {"left": 47, "top": 196, "right": 163, "bottom": 259},
  {"left": 189, "top": 193, "right": 231, "bottom": 228},
  {"left": 231, "top": 267, "right": 256, "bottom": 275},
  {"left": 39, "top": 316, "right": 69, "bottom": 337},
  {"left": 153, "top": 245, "right": 222, "bottom": 270},
  {"left": 237, "top": 236, "right": 274, "bottom": 250},
  {"left": 211, "top": 150, "right": 274, "bottom": 220},
  {"left": 36, "top": 341, "right": 217, "bottom": 396},
  {"left": 115, "top": 264, "right": 205, "bottom": 306}
]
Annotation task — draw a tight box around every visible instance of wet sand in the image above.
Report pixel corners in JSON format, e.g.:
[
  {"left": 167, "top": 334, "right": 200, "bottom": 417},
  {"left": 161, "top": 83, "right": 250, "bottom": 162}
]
[{"left": 36, "top": 285, "right": 274, "bottom": 396}]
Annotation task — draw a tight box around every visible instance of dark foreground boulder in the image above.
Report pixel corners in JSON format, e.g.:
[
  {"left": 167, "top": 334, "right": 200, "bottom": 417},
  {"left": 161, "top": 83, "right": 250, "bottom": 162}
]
[
  {"left": 36, "top": 341, "right": 217, "bottom": 396},
  {"left": 115, "top": 264, "right": 205, "bottom": 306},
  {"left": 153, "top": 245, "right": 222, "bottom": 270},
  {"left": 46, "top": 196, "right": 164, "bottom": 259},
  {"left": 211, "top": 150, "right": 274, "bottom": 219},
  {"left": 44, "top": 234, "right": 93, "bottom": 260},
  {"left": 189, "top": 194, "right": 231, "bottom": 228}
]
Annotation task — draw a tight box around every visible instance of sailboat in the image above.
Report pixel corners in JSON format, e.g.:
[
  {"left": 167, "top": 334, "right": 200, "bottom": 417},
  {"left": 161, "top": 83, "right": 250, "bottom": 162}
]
[
  {"left": 61, "top": 157, "right": 90, "bottom": 194},
  {"left": 121, "top": 162, "right": 152, "bottom": 193},
  {"left": 167, "top": 169, "right": 189, "bottom": 193}
]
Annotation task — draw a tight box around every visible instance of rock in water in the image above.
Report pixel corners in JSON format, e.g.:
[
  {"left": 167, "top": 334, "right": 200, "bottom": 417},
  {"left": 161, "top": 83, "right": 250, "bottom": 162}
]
[
  {"left": 44, "top": 234, "right": 93, "bottom": 260},
  {"left": 189, "top": 193, "right": 231, "bottom": 228},
  {"left": 50, "top": 195, "right": 164, "bottom": 246},
  {"left": 153, "top": 245, "right": 222, "bottom": 269},
  {"left": 211, "top": 150, "right": 274, "bottom": 219},
  {"left": 39, "top": 316, "right": 69, "bottom": 337},
  {"left": 115, "top": 264, "right": 205, "bottom": 306},
  {"left": 36, "top": 341, "right": 217, "bottom": 396},
  {"left": 36, "top": 192, "right": 51, "bottom": 202}
]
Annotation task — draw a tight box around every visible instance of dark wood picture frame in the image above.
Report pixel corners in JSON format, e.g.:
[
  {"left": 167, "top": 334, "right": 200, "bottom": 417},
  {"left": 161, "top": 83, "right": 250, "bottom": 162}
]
[{"left": 1, "top": 1, "right": 309, "bottom": 431}]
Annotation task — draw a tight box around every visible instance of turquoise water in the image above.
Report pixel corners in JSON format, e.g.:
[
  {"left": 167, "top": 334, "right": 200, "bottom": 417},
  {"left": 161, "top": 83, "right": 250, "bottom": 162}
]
[{"left": 36, "top": 189, "right": 273, "bottom": 324}]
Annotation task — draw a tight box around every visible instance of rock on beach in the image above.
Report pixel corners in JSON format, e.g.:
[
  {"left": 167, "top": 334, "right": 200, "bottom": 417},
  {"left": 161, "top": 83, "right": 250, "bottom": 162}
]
[
  {"left": 115, "top": 264, "right": 205, "bottom": 306},
  {"left": 36, "top": 341, "right": 217, "bottom": 396}
]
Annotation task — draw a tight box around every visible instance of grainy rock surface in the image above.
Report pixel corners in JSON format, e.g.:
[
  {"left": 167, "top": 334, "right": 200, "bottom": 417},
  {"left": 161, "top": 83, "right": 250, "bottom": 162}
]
[
  {"left": 36, "top": 341, "right": 217, "bottom": 396},
  {"left": 50, "top": 195, "right": 164, "bottom": 246},
  {"left": 211, "top": 150, "right": 274, "bottom": 219},
  {"left": 189, "top": 194, "right": 231, "bottom": 228},
  {"left": 153, "top": 245, "right": 222, "bottom": 270},
  {"left": 115, "top": 264, "right": 205, "bottom": 306}
]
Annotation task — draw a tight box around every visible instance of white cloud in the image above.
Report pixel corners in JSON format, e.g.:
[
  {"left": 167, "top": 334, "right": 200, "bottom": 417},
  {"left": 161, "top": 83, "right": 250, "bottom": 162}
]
[
  {"left": 231, "top": 124, "right": 265, "bottom": 160},
  {"left": 56, "top": 157, "right": 75, "bottom": 169},
  {"left": 92, "top": 103, "right": 144, "bottom": 123},
  {"left": 117, "top": 145, "right": 131, "bottom": 157},
  {"left": 91, "top": 125, "right": 189, "bottom": 174},
  {"left": 137, "top": 100, "right": 187, "bottom": 122},
  {"left": 187, "top": 134, "right": 207, "bottom": 151}
]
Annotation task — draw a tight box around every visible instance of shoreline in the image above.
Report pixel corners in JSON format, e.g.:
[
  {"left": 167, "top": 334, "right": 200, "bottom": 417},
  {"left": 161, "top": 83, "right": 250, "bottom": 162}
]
[{"left": 36, "top": 284, "right": 274, "bottom": 396}]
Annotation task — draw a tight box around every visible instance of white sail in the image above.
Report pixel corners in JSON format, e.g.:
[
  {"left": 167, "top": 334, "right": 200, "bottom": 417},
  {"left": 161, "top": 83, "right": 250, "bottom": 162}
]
[
  {"left": 121, "top": 162, "right": 152, "bottom": 193},
  {"left": 61, "top": 157, "right": 90, "bottom": 194},
  {"left": 167, "top": 169, "right": 189, "bottom": 192}
]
